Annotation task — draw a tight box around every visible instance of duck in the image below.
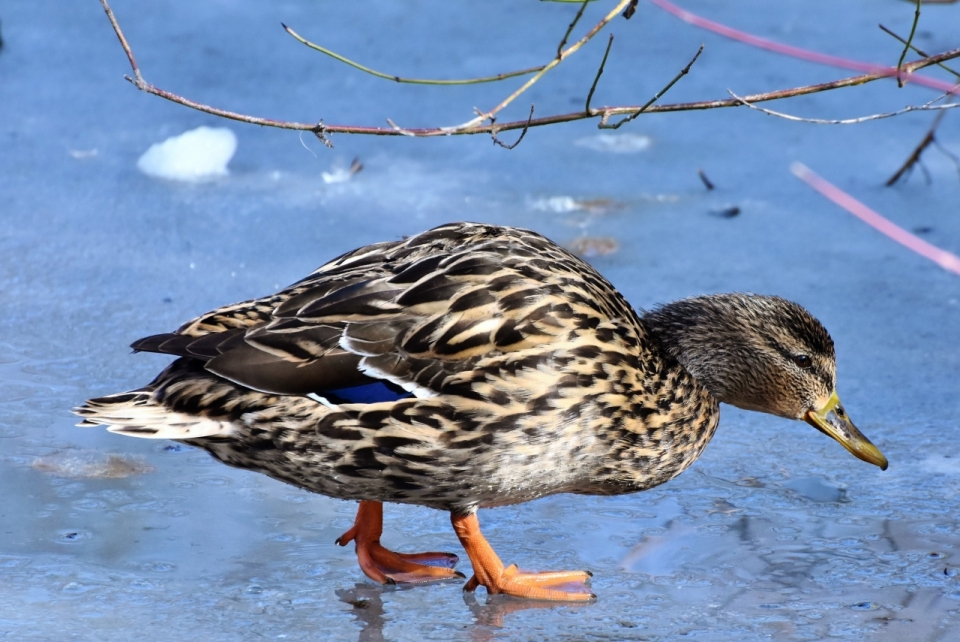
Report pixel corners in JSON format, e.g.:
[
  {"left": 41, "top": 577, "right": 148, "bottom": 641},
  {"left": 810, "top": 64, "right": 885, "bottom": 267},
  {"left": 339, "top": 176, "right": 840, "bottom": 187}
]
[{"left": 75, "top": 222, "right": 888, "bottom": 602}]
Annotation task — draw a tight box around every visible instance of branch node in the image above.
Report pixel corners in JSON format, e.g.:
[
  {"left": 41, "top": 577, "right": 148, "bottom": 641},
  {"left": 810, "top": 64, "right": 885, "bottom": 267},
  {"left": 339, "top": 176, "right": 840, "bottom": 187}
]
[
  {"left": 558, "top": 1, "right": 591, "bottom": 60},
  {"left": 385, "top": 119, "right": 417, "bottom": 137},
  {"left": 896, "top": 0, "right": 923, "bottom": 88},
  {"left": 886, "top": 109, "right": 947, "bottom": 186},
  {"left": 600, "top": 44, "right": 703, "bottom": 129},
  {"left": 312, "top": 122, "right": 334, "bottom": 149},
  {"left": 491, "top": 105, "right": 535, "bottom": 150}
]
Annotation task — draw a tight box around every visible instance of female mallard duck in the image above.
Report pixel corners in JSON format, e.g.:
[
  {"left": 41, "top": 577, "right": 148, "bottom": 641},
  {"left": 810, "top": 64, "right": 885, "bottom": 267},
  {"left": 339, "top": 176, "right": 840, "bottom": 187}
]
[{"left": 75, "top": 222, "right": 887, "bottom": 602}]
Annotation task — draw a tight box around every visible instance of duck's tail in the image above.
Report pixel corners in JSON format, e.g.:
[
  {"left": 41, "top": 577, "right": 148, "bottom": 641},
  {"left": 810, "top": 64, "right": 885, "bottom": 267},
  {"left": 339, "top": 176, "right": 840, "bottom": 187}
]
[{"left": 74, "top": 358, "right": 288, "bottom": 440}]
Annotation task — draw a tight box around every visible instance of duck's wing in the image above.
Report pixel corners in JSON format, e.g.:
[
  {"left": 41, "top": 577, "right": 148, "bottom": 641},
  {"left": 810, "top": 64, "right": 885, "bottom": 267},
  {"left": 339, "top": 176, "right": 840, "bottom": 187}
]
[{"left": 132, "top": 223, "right": 643, "bottom": 400}]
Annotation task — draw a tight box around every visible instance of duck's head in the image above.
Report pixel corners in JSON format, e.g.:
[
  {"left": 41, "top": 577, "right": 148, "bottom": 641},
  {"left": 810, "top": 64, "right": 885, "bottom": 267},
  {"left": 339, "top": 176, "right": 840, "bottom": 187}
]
[{"left": 643, "top": 293, "right": 887, "bottom": 470}]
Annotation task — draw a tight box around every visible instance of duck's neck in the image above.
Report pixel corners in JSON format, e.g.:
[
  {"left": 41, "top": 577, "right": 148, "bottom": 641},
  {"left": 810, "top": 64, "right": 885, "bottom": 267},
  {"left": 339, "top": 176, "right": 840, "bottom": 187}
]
[{"left": 641, "top": 297, "right": 751, "bottom": 408}]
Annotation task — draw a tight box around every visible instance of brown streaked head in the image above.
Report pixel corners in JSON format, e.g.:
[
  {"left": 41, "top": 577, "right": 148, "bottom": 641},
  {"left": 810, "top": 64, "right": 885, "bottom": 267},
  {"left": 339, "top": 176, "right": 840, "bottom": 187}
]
[{"left": 643, "top": 293, "right": 887, "bottom": 470}]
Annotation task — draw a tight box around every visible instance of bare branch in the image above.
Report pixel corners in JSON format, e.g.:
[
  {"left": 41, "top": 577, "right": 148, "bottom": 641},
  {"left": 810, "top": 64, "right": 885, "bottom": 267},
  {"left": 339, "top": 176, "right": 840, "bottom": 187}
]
[
  {"left": 283, "top": 24, "right": 545, "bottom": 86},
  {"left": 886, "top": 110, "right": 947, "bottom": 185},
  {"left": 97, "top": 0, "right": 960, "bottom": 140},
  {"left": 600, "top": 45, "right": 703, "bottom": 129},
  {"left": 728, "top": 88, "right": 960, "bottom": 125},
  {"left": 896, "top": 0, "right": 922, "bottom": 88}
]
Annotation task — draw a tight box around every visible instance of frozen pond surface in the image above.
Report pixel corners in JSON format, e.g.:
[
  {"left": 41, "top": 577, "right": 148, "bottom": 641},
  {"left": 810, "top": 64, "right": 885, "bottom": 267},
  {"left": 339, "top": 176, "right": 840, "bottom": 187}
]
[{"left": 2, "top": 0, "right": 960, "bottom": 640}]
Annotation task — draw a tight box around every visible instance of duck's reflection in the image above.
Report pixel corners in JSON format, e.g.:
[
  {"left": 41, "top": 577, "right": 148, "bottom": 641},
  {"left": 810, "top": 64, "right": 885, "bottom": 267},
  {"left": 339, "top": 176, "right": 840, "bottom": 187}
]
[
  {"left": 336, "top": 582, "right": 593, "bottom": 642},
  {"left": 463, "top": 591, "right": 592, "bottom": 639},
  {"left": 335, "top": 584, "right": 388, "bottom": 642}
]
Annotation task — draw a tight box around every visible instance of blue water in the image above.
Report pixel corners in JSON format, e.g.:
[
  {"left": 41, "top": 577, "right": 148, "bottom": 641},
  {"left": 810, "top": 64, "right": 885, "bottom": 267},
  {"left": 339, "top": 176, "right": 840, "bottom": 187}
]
[{"left": 2, "top": 1, "right": 959, "bottom": 640}]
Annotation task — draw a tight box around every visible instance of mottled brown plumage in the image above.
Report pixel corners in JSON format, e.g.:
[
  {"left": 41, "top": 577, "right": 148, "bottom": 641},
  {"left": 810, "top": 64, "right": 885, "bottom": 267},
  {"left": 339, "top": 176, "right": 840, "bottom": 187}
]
[{"left": 75, "top": 222, "right": 886, "bottom": 601}]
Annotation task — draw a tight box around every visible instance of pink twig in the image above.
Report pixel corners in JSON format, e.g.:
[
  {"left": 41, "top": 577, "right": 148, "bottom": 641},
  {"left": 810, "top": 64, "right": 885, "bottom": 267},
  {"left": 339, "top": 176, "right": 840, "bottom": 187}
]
[
  {"left": 650, "top": 0, "right": 959, "bottom": 94},
  {"left": 791, "top": 162, "right": 960, "bottom": 276}
]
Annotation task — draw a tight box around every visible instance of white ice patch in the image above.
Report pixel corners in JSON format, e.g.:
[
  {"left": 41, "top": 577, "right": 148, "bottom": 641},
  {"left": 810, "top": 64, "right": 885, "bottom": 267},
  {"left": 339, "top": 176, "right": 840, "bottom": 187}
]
[
  {"left": 322, "top": 166, "right": 354, "bottom": 184},
  {"left": 137, "top": 126, "right": 237, "bottom": 182},
  {"left": 322, "top": 157, "right": 363, "bottom": 184},
  {"left": 574, "top": 133, "right": 652, "bottom": 154},
  {"left": 529, "top": 196, "right": 583, "bottom": 213}
]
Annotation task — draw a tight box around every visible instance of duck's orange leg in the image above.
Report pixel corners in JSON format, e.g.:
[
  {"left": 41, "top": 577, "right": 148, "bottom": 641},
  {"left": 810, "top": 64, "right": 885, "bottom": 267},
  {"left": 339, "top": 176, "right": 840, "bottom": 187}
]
[
  {"left": 451, "top": 511, "right": 595, "bottom": 602},
  {"left": 336, "top": 501, "right": 464, "bottom": 584}
]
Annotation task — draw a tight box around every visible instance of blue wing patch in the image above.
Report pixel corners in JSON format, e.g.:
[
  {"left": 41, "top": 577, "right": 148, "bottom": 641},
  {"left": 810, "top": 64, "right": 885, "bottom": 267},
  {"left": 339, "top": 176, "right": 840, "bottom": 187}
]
[{"left": 323, "top": 381, "right": 412, "bottom": 404}]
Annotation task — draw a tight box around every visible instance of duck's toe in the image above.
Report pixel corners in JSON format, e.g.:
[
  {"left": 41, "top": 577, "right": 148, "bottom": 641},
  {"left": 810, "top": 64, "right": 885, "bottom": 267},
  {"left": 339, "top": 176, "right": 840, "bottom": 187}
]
[
  {"left": 464, "top": 564, "right": 595, "bottom": 601},
  {"left": 360, "top": 544, "right": 464, "bottom": 585}
]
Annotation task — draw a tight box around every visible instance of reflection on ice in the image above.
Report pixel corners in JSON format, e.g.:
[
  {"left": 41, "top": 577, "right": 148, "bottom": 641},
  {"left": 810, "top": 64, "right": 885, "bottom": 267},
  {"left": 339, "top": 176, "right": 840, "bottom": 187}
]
[
  {"left": 782, "top": 476, "right": 846, "bottom": 503},
  {"left": 33, "top": 450, "right": 154, "bottom": 479}
]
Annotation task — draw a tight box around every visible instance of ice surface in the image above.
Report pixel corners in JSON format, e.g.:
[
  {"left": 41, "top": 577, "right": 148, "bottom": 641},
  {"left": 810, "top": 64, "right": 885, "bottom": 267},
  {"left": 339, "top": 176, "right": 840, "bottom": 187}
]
[
  {"left": 137, "top": 126, "right": 237, "bottom": 181},
  {"left": 2, "top": 0, "right": 960, "bottom": 640}
]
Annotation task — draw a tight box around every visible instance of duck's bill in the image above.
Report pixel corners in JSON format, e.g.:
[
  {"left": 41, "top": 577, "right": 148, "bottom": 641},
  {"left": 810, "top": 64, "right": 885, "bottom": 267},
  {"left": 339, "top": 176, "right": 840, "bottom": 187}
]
[{"left": 804, "top": 391, "right": 888, "bottom": 471}]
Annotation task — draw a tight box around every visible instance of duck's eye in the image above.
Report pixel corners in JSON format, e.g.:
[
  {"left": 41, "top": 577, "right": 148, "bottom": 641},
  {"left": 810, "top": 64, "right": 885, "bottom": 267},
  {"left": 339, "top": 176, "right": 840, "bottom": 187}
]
[{"left": 792, "top": 354, "right": 812, "bottom": 369}]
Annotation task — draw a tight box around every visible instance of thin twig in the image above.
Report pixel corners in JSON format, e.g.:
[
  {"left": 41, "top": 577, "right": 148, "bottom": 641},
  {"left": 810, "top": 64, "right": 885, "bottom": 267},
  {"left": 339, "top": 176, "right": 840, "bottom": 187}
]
[
  {"left": 99, "top": 0, "right": 143, "bottom": 84},
  {"left": 97, "top": 0, "right": 960, "bottom": 138},
  {"left": 698, "top": 169, "right": 714, "bottom": 190},
  {"left": 450, "top": 0, "right": 633, "bottom": 133},
  {"left": 491, "top": 105, "right": 536, "bottom": 149},
  {"left": 585, "top": 34, "right": 614, "bottom": 114},
  {"left": 651, "top": 0, "right": 957, "bottom": 94},
  {"left": 728, "top": 88, "right": 960, "bottom": 125},
  {"left": 558, "top": 0, "right": 591, "bottom": 59},
  {"left": 896, "top": 0, "right": 922, "bottom": 88},
  {"left": 283, "top": 24, "right": 545, "bottom": 86},
  {"left": 600, "top": 45, "right": 703, "bottom": 129},
  {"left": 886, "top": 110, "right": 947, "bottom": 185},
  {"left": 879, "top": 24, "right": 960, "bottom": 80}
]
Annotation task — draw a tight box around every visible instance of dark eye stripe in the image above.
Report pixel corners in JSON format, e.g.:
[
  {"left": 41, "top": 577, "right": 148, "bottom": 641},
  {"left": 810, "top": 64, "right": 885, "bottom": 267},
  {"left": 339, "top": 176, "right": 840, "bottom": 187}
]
[
  {"left": 764, "top": 337, "right": 799, "bottom": 364},
  {"left": 764, "top": 337, "right": 834, "bottom": 388}
]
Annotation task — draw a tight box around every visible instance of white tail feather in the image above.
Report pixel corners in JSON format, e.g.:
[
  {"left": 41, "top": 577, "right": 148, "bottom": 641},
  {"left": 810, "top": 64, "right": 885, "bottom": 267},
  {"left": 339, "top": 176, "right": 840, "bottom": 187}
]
[{"left": 75, "top": 392, "right": 235, "bottom": 440}]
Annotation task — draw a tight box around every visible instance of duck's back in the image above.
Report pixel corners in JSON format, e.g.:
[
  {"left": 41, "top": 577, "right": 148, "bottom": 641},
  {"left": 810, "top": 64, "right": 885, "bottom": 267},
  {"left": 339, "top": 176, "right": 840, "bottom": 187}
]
[{"left": 78, "top": 223, "right": 718, "bottom": 512}]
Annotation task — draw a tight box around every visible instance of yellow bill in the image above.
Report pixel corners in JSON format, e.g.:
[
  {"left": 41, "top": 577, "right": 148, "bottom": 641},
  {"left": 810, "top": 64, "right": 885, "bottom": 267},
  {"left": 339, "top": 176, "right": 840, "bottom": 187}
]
[{"left": 804, "top": 391, "right": 888, "bottom": 470}]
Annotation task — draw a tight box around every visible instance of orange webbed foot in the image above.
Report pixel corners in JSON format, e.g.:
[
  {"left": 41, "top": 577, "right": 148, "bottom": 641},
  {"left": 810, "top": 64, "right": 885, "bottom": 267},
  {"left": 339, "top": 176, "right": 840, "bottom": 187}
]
[
  {"left": 338, "top": 501, "right": 465, "bottom": 585},
  {"left": 452, "top": 512, "right": 596, "bottom": 602}
]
